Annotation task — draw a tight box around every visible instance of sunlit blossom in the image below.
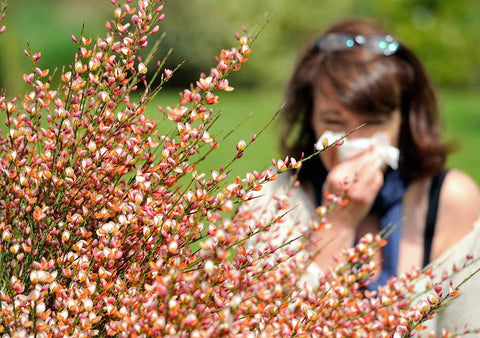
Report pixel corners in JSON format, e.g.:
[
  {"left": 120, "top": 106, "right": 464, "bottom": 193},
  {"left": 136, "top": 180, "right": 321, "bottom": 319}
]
[{"left": 0, "top": 1, "right": 470, "bottom": 337}]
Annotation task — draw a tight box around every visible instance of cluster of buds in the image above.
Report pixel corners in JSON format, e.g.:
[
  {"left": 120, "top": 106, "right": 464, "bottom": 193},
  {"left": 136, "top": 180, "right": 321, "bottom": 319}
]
[
  {"left": 0, "top": 0, "right": 474, "bottom": 337},
  {"left": 0, "top": 0, "right": 6, "bottom": 35}
]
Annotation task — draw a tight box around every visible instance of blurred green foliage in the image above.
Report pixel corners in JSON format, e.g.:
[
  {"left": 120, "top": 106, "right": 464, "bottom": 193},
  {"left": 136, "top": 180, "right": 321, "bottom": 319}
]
[
  {"left": 1, "top": 0, "right": 479, "bottom": 92},
  {"left": 0, "top": 0, "right": 478, "bottom": 182},
  {"left": 0, "top": 0, "right": 110, "bottom": 94},
  {"left": 158, "top": 0, "right": 480, "bottom": 88}
]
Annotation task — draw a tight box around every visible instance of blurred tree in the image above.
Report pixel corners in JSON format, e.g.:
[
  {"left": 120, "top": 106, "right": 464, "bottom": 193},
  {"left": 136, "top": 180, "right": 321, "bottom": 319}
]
[
  {"left": 362, "top": 0, "right": 480, "bottom": 87},
  {"left": 1, "top": 0, "right": 479, "bottom": 92},
  {"left": 149, "top": 0, "right": 480, "bottom": 89}
]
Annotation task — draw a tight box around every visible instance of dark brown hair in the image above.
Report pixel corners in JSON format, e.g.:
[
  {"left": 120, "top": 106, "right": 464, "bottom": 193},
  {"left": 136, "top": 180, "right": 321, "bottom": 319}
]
[{"left": 281, "top": 18, "right": 448, "bottom": 181}]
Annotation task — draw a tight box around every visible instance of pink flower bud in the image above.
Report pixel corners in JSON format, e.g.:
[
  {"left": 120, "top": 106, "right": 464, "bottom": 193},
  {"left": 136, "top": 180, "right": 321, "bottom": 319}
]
[
  {"left": 168, "top": 241, "right": 178, "bottom": 254},
  {"left": 32, "top": 53, "right": 41, "bottom": 63},
  {"left": 204, "top": 260, "right": 215, "bottom": 275},
  {"left": 62, "top": 231, "right": 70, "bottom": 242},
  {"left": 427, "top": 293, "right": 439, "bottom": 305},
  {"left": 23, "top": 73, "right": 34, "bottom": 84},
  {"left": 163, "top": 69, "right": 172, "bottom": 79},
  {"left": 138, "top": 63, "right": 147, "bottom": 74},
  {"left": 236, "top": 140, "right": 246, "bottom": 152},
  {"left": 276, "top": 159, "right": 287, "bottom": 171},
  {"left": 6, "top": 102, "right": 16, "bottom": 113},
  {"left": 65, "top": 167, "right": 75, "bottom": 178},
  {"left": 184, "top": 313, "right": 197, "bottom": 326},
  {"left": 12, "top": 279, "right": 25, "bottom": 294},
  {"left": 74, "top": 61, "right": 84, "bottom": 73},
  {"left": 88, "top": 140, "right": 97, "bottom": 153},
  {"left": 114, "top": 7, "right": 122, "bottom": 19}
]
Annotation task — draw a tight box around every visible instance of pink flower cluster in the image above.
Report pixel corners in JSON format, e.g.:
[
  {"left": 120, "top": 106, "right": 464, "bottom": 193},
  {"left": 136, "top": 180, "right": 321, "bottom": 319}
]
[
  {"left": 0, "top": 0, "right": 475, "bottom": 337},
  {"left": 0, "top": 1, "right": 6, "bottom": 35}
]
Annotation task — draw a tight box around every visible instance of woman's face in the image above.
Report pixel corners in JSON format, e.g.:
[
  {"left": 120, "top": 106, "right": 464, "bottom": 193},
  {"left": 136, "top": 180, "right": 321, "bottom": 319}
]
[{"left": 311, "top": 89, "right": 402, "bottom": 171}]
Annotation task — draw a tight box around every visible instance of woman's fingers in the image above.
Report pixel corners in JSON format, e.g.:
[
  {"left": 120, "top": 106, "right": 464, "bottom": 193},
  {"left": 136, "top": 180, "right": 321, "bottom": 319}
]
[
  {"left": 326, "top": 150, "right": 381, "bottom": 194},
  {"left": 323, "top": 149, "right": 384, "bottom": 224},
  {"left": 319, "top": 149, "right": 388, "bottom": 234}
]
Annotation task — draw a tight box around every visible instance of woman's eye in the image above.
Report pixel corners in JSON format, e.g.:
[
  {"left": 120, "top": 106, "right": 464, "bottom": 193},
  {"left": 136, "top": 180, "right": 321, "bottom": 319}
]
[
  {"left": 366, "top": 120, "right": 386, "bottom": 126},
  {"left": 323, "top": 119, "right": 345, "bottom": 125}
]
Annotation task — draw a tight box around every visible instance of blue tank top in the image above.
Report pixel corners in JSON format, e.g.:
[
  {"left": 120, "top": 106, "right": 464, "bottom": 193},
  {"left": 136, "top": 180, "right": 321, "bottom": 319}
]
[
  {"left": 314, "top": 169, "right": 448, "bottom": 290},
  {"left": 314, "top": 169, "right": 408, "bottom": 289}
]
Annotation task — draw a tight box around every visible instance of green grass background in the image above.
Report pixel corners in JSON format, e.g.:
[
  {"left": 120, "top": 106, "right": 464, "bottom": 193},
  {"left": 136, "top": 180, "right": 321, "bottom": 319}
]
[
  {"left": 1, "top": 1, "right": 479, "bottom": 187},
  {"left": 440, "top": 88, "right": 480, "bottom": 184},
  {"left": 149, "top": 88, "right": 283, "bottom": 180},
  {"left": 151, "top": 87, "right": 480, "bottom": 186}
]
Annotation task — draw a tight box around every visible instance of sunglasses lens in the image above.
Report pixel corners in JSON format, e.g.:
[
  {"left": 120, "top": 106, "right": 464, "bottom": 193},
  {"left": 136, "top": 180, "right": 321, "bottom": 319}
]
[
  {"left": 316, "top": 34, "right": 356, "bottom": 52},
  {"left": 365, "top": 35, "right": 399, "bottom": 55},
  {"left": 316, "top": 34, "right": 399, "bottom": 56}
]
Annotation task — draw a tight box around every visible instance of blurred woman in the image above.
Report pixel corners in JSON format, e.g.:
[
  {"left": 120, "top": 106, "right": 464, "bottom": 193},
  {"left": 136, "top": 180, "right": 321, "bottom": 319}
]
[{"left": 279, "top": 18, "right": 479, "bottom": 289}]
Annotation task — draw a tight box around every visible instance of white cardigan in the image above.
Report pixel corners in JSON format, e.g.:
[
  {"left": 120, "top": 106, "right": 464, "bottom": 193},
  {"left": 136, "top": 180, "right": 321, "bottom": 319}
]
[
  {"left": 247, "top": 173, "right": 480, "bottom": 336},
  {"left": 414, "top": 219, "right": 480, "bottom": 336}
]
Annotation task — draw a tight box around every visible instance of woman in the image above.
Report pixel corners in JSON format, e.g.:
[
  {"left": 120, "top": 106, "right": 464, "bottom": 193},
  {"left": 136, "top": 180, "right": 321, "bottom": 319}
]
[{"left": 280, "top": 18, "right": 479, "bottom": 289}]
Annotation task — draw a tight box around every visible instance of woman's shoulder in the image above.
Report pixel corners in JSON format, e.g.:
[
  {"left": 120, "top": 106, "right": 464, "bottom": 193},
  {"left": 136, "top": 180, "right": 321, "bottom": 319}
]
[
  {"left": 253, "top": 172, "right": 316, "bottom": 211},
  {"left": 440, "top": 169, "right": 479, "bottom": 201},
  {"left": 432, "top": 169, "right": 480, "bottom": 259},
  {"left": 437, "top": 169, "right": 479, "bottom": 225}
]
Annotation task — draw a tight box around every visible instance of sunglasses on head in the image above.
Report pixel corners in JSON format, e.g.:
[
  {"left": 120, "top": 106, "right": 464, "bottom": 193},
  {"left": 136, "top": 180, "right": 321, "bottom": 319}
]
[{"left": 315, "top": 33, "right": 400, "bottom": 56}]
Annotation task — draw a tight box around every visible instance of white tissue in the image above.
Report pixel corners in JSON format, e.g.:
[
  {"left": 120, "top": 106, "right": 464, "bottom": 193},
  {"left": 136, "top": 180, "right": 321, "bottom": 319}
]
[{"left": 314, "top": 131, "right": 399, "bottom": 170}]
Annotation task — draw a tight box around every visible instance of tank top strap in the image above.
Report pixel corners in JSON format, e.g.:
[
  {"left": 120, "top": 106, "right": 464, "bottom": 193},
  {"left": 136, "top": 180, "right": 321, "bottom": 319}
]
[{"left": 422, "top": 169, "right": 450, "bottom": 267}]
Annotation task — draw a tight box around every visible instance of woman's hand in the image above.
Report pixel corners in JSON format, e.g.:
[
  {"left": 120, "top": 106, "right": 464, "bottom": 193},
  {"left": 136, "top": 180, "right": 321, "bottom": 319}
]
[{"left": 323, "top": 149, "right": 384, "bottom": 231}]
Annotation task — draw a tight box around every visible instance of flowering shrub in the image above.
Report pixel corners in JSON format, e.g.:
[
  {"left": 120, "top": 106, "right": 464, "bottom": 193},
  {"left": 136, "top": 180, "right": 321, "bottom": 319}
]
[{"left": 0, "top": 0, "right": 478, "bottom": 337}]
